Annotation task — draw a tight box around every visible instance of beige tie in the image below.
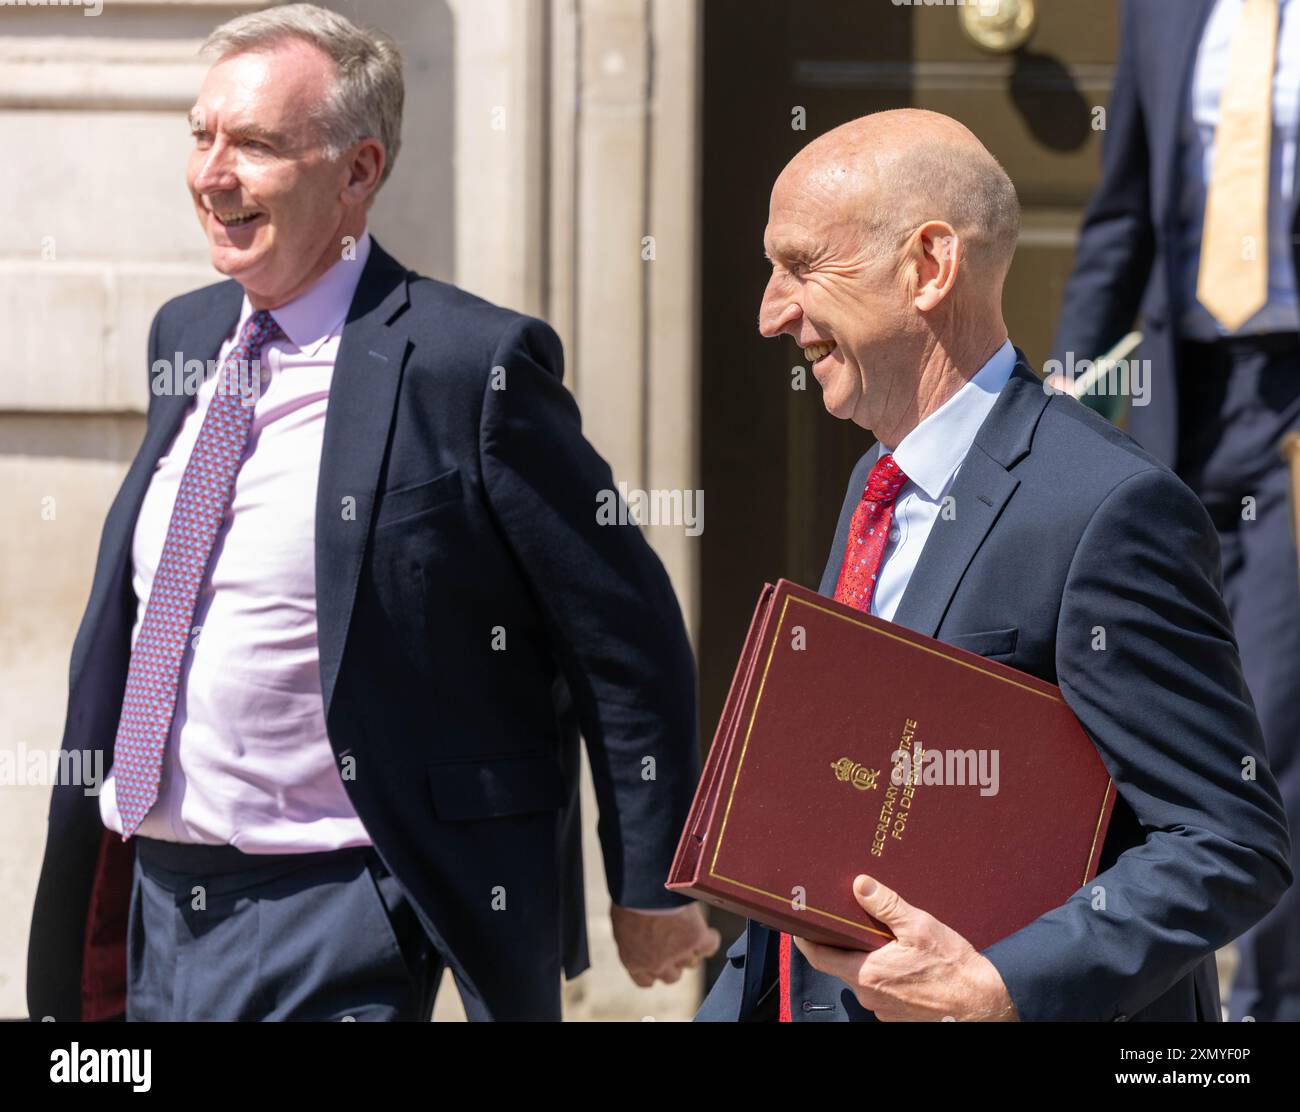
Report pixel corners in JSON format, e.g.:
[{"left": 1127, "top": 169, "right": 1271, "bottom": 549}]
[{"left": 1197, "top": 0, "right": 1280, "bottom": 331}]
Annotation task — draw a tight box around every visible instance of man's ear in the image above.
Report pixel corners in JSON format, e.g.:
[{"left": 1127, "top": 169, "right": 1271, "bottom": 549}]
[
  {"left": 912, "top": 221, "right": 960, "bottom": 312},
  {"left": 342, "top": 138, "right": 386, "bottom": 206}
]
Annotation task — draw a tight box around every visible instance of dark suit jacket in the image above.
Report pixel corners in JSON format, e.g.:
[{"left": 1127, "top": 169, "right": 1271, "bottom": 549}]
[
  {"left": 697, "top": 353, "right": 1292, "bottom": 1022},
  {"left": 26, "top": 239, "right": 699, "bottom": 1022},
  {"left": 1052, "top": 0, "right": 1300, "bottom": 467}
]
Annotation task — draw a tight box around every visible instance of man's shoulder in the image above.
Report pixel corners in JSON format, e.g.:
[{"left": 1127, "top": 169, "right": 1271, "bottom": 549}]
[
  {"left": 402, "top": 269, "right": 559, "bottom": 351},
  {"left": 153, "top": 277, "right": 240, "bottom": 332},
  {"left": 1020, "top": 392, "right": 1202, "bottom": 534},
  {"left": 841, "top": 372, "right": 1186, "bottom": 526},
  {"left": 1038, "top": 393, "right": 1173, "bottom": 486},
  {"left": 395, "top": 267, "right": 564, "bottom": 383},
  {"left": 148, "top": 252, "right": 562, "bottom": 374}
]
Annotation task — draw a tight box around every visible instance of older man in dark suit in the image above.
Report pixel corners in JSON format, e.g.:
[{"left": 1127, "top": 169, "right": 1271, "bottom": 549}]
[
  {"left": 697, "top": 108, "right": 1291, "bottom": 1023},
  {"left": 27, "top": 1, "right": 716, "bottom": 1022},
  {"left": 1052, "top": 0, "right": 1300, "bottom": 1020}
]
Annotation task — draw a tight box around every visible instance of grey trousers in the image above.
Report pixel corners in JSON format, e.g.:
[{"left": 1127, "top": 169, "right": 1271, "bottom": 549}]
[{"left": 126, "top": 836, "right": 442, "bottom": 1021}]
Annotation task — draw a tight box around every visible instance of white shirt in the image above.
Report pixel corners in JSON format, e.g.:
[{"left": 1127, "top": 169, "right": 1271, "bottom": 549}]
[
  {"left": 99, "top": 232, "right": 373, "bottom": 851},
  {"left": 1179, "top": 0, "right": 1300, "bottom": 338},
  {"left": 868, "top": 340, "right": 1017, "bottom": 623}
]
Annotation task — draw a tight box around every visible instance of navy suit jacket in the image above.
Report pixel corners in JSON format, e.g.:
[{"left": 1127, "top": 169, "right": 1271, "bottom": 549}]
[
  {"left": 697, "top": 353, "right": 1292, "bottom": 1022},
  {"left": 1052, "top": 0, "right": 1300, "bottom": 467},
  {"left": 26, "top": 239, "right": 699, "bottom": 1022}
]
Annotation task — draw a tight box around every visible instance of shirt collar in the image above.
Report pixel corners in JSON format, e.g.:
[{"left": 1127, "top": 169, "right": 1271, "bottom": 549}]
[
  {"left": 235, "top": 228, "right": 372, "bottom": 357},
  {"left": 887, "top": 339, "right": 1016, "bottom": 501}
]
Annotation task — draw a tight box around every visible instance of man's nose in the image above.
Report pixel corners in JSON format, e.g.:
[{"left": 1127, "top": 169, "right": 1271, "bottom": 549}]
[
  {"left": 758, "top": 274, "right": 801, "bottom": 338},
  {"left": 191, "top": 140, "right": 239, "bottom": 195}
]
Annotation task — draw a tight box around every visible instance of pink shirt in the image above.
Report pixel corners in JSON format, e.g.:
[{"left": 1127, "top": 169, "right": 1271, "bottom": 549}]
[{"left": 99, "top": 233, "right": 373, "bottom": 852}]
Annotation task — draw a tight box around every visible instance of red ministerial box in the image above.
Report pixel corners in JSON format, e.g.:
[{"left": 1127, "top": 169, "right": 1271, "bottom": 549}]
[{"left": 667, "top": 578, "right": 1115, "bottom": 951}]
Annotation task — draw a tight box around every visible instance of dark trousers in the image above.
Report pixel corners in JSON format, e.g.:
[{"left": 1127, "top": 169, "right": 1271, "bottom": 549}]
[
  {"left": 126, "top": 836, "right": 442, "bottom": 1021},
  {"left": 1179, "top": 333, "right": 1300, "bottom": 1021}
]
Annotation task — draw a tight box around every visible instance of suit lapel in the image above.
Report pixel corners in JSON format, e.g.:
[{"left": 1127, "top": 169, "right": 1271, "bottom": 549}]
[
  {"left": 890, "top": 357, "right": 1047, "bottom": 638},
  {"left": 1155, "top": 0, "right": 1217, "bottom": 233},
  {"left": 314, "top": 241, "right": 412, "bottom": 723},
  {"left": 889, "top": 449, "right": 1018, "bottom": 637}
]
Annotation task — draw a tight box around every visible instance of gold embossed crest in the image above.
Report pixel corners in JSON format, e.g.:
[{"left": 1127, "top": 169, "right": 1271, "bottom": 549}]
[{"left": 831, "top": 758, "right": 879, "bottom": 791}]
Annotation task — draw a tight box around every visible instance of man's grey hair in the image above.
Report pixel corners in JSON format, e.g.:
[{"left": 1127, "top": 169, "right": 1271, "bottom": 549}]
[{"left": 202, "top": 2, "right": 403, "bottom": 189}]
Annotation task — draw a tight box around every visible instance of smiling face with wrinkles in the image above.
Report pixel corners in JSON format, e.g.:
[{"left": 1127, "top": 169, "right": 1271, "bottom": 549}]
[
  {"left": 187, "top": 38, "right": 380, "bottom": 309},
  {"left": 760, "top": 156, "right": 912, "bottom": 427},
  {"left": 758, "top": 110, "right": 1018, "bottom": 444}
]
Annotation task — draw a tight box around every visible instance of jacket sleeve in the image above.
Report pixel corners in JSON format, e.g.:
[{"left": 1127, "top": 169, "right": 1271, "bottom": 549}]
[
  {"left": 980, "top": 466, "right": 1293, "bottom": 1020},
  {"left": 478, "top": 314, "right": 699, "bottom": 910},
  {"left": 1050, "top": 0, "right": 1156, "bottom": 370}
]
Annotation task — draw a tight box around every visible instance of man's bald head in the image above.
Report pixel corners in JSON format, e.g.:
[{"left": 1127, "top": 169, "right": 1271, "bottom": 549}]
[
  {"left": 777, "top": 109, "right": 1021, "bottom": 282},
  {"left": 759, "top": 110, "right": 1017, "bottom": 442}
]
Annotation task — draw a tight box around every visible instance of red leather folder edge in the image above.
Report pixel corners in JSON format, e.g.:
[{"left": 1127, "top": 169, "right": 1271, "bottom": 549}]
[{"left": 667, "top": 579, "right": 1116, "bottom": 950}]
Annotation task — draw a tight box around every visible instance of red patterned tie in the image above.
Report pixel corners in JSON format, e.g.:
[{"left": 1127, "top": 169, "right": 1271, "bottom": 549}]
[
  {"left": 112, "top": 310, "right": 282, "bottom": 838},
  {"left": 779, "top": 451, "right": 909, "bottom": 1021}
]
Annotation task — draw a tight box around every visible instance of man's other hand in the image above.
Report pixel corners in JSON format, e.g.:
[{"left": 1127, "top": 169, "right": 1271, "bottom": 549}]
[{"left": 610, "top": 903, "right": 721, "bottom": 987}]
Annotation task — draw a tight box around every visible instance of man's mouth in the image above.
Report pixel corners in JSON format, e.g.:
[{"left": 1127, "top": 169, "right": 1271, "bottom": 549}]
[
  {"left": 803, "top": 341, "right": 837, "bottom": 366},
  {"left": 211, "top": 209, "right": 266, "bottom": 229}
]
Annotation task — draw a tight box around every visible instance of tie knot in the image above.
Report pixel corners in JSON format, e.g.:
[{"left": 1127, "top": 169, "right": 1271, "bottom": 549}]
[
  {"left": 240, "top": 309, "right": 282, "bottom": 352},
  {"left": 864, "top": 452, "right": 908, "bottom": 504}
]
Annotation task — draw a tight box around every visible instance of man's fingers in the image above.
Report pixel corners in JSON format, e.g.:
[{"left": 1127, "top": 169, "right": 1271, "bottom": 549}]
[
  {"left": 665, "top": 924, "right": 722, "bottom": 968},
  {"left": 793, "top": 935, "right": 833, "bottom": 970},
  {"left": 628, "top": 962, "right": 690, "bottom": 986},
  {"left": 852, "top": 873, "right": 917, "bottom": 934},
  {"left": 792, "top": 936, "right": 864, "bottom": 983},
  {"left": 612, "top": 903, "right": 722, "bottom": 989},
  {"left": 657, "top": 964, "right": 683, "bottom": 984},
  {"left": 696, "top": 926, "right": 722, "bottom": 958},
  {"left": 684, "top": 928, "right": 721, "bottom": 964},
  {"left": 632, "top": 936, "right": 722, "bottom": 986},
  {"left": 794, "top": 936, "right": 889, "bottom": 1012}
]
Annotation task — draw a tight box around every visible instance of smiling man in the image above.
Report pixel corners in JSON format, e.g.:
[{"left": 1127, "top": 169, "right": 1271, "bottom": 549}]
[
  {"left": 26, "top": 2, "right": 715, "bottom": 1022},
  {"left": 696, "top": 110, "right": 1292, "bottom": 1023}
]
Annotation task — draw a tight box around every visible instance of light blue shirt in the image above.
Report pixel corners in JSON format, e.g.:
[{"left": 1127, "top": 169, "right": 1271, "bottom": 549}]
[
  {"left": 869, "top": 339, "right": 1016, "bottom": 623},
  {"left": 1179, "top": 0, "right": 1300, "bottom": 338}
]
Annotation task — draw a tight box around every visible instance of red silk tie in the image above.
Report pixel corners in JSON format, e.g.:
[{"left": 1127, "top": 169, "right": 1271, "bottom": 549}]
[{"left": 779, "top": 451, "right": 909, "bottom": 1021}]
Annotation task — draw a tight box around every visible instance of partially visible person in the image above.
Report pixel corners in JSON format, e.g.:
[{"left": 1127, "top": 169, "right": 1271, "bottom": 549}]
[
  {"left": 1052, "top": 0, "right": 1300, "bottom": 1020},
  {"left": 27, "top": 2, "right": 716, "bottom": 1023}
]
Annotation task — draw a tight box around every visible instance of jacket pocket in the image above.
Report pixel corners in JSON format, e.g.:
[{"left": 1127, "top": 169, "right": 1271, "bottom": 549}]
[
  {"left": 944, "top": 627, "right": 1019, "bottom": 659},
  {"left": 375, "top": 467, "right": 462, "bottom": 529},
  {"left": 427, "top": 754, "right": 566, "bottom": 820}
]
